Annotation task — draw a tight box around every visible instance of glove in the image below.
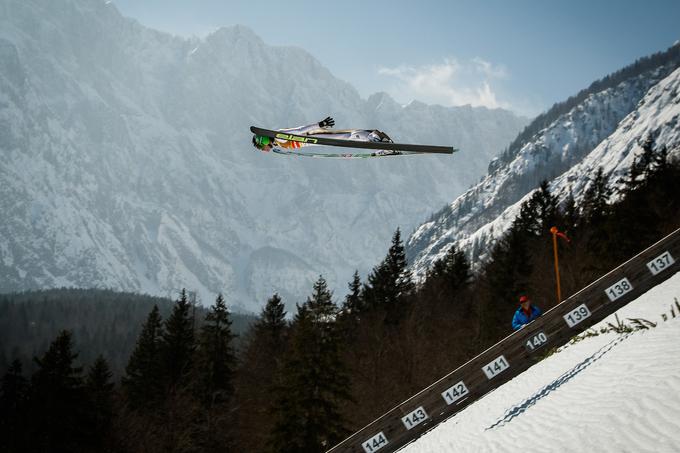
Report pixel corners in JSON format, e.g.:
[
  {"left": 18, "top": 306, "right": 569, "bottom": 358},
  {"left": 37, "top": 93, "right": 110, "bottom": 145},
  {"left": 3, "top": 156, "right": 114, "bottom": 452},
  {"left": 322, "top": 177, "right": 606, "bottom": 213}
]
[{"left": 318, "top": 116, "right": 335, "bottom": 128}]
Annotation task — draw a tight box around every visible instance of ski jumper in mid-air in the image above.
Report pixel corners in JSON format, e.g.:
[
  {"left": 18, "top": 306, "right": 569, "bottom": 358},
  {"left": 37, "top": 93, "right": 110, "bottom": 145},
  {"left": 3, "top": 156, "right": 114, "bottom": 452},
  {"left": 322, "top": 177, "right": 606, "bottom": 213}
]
[
  {"left": 251, "top": 117, "right": 395, "bottom": 153},
  {"left": 250, "top": 117, "right": 455, "bottom": 156}
]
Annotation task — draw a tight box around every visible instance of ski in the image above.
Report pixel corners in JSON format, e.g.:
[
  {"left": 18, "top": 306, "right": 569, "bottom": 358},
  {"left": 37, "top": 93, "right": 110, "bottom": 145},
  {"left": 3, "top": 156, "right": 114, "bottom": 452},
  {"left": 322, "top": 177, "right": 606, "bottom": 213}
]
[
  {"left": 271, "top": 148, "right": 418, "bottom": 159},
  {"left": 250, "top": 126, "right": 457, "bottom": 154}
]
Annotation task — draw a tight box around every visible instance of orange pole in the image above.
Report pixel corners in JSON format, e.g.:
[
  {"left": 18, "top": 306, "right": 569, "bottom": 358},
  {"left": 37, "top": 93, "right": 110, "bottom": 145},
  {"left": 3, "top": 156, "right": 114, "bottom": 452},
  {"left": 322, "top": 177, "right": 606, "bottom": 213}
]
[{"left": 550, "top": 226, "right": 562, "bottom": 304}]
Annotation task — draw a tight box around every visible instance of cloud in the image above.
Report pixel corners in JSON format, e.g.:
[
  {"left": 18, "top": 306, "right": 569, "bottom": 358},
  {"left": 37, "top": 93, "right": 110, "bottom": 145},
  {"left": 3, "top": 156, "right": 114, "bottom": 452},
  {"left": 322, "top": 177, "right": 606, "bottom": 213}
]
[
  {"left": 472, "top": 57, "right": 508, "bottom": 79},
  {"left": 378, "top": 57, "right": 510, "bottom": 110}
]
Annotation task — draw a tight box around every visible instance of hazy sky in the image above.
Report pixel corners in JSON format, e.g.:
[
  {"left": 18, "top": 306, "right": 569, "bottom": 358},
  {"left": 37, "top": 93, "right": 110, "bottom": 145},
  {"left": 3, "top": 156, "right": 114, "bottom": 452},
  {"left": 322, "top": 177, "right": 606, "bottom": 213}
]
[{"left": 113, "top": 0, "right": 680, "bottom": 117}]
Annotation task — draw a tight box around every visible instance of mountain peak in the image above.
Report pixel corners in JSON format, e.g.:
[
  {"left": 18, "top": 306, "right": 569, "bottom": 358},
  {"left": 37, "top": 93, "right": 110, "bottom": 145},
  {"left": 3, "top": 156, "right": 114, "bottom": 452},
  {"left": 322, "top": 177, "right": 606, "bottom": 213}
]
[
  {"left": 208, "top": 25, "right": 264, "bottom": 45},
  {"left": 366, "top": 92, "right": 401, "bottom": 110}
]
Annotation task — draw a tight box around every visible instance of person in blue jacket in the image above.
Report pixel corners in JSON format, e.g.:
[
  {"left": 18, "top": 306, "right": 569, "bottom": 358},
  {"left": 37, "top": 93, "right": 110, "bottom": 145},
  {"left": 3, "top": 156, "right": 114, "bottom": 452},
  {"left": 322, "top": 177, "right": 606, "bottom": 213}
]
[{"left": 512, "top": 295, "right": 542, "bottom": 330}]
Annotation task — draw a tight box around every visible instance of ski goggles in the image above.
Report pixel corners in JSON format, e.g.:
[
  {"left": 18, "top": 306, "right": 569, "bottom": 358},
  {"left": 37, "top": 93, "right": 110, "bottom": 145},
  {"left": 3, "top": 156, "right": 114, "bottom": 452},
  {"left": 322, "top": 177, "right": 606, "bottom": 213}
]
[{"left": 254, "top": 135, "right": 272, "bottom": 148}]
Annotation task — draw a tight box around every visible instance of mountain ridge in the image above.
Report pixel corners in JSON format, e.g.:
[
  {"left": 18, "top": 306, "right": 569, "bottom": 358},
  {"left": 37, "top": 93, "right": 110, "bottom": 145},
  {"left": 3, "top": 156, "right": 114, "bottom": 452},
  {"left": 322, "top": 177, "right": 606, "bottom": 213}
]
[
  {"left": 0, "top": 0, "right": 528, "bottom": 312},
  {"left": 406, "top": 46, "right": 680, "bottom": 278}
]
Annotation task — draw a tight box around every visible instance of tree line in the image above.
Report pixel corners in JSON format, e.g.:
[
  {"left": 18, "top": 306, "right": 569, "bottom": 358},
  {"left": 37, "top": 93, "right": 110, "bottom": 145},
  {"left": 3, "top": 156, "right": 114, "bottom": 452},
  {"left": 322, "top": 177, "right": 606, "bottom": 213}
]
[
  {"left": 0, "top": 289, "right": 256, "bottom": 377},
  {"left": 1, "top": 138, "right": 679, "bottom": 452}
]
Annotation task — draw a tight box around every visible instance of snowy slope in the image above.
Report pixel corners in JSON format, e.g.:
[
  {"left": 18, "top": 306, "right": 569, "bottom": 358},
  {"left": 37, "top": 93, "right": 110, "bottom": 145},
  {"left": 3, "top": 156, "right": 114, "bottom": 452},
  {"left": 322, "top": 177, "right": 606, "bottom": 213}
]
[
  {"left": 407, "top": 60, "right": 680, "bottom": 278},
  {"left": 0, "top": 0, "right": 528, "bottom": 311},
  {"left": 403, "top": 270, "right": 680, "bottom": 453}
]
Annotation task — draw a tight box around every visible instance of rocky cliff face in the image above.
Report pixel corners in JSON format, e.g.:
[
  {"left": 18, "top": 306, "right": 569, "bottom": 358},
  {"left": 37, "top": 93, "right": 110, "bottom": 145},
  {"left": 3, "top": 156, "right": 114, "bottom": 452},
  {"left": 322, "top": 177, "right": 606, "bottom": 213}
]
[
  {"left": 407, "top": 60, "right": 680, "bottom": 279},
  {"left": 0, "top": 0, "right": 528, "bottom": 312}
]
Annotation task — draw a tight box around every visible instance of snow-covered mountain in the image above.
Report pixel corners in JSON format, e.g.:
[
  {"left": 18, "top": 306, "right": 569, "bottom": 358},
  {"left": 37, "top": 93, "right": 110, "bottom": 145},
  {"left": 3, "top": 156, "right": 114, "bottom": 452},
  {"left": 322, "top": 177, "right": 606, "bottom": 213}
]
[
  {"left": 0, "top": 0, "right": 528, "bottom": 312},
  {"left": 407, "top": 48, "right": 680, "bottom": 278}
]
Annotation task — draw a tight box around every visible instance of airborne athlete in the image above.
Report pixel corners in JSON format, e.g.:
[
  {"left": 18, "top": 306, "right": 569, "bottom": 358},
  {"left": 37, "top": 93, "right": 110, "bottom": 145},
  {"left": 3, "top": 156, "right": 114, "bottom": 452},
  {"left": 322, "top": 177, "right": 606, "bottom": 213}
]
[
  {"left": 252, "top": 117, "right": 399, "bottom": 157},
  {"left": 251, "top": 117, "right": 455, "bottom": 158}
]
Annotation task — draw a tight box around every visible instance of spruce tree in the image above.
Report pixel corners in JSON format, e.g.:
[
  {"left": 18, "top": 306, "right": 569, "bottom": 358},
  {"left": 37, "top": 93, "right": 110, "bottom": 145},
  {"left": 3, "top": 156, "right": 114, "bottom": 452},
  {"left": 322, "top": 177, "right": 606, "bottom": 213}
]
[
  {"left": 481, "top": 225, "right": 533, "bottom": 343},
  {"left": 512, "top": 180, "right": 559, "bottom": 236},
  {"left": 581, "top": 167, "right": 612, "bottom": 226},
  {"left": 342, "top": 270, "right": 364, "bottom": 315},
  {"left": 620, "top": 137, "right": 657, "bottom": 193},
  {"left": 122, "top": 304, "right": 164, "bottom": 409},
  {"left": 251, "top": 292, "right": 289, "bottom": 369},
  {"left": 85, "top": 355, "right": 115, "bottom": 447},
  {"left": 268, "top": 276, "right": 351, "bottom": 452},
  {"left": 161, "top": 289, "right": 196, "bottom": 391},
  {"left": 29, "top": 330, "right": 88, "bottom": 452},
  {"left": 339, "top": 271, "right": 365, "bottom": 335},
  {"left": 306, "top": 275, "right": 336, "bottom": 320},
  {"left": 195, "top": 294, "right": 236, "bottom": 405},
  {"left": 429, "top": 245, "right": 471, "bottom": 293},
  {"left": 364, "top": 261, "right": 390, "bottom": 309},
  {"left": 638, "top": 134, "right": 657, "bottom": 178},
  {"left": 364, "top": 228, "right": 413, "bottom": 313},
  {"left": 388, "top": 228, "right": 414, "bottom": 297},
  {"left": 255, "top": 293, "right": 287, "bottom": 339},
  {"left": 609, "top": 138, "right": 665, "bottom": 261},
  {"left": 236, "top": 294, "right": 288, "bottom": 452}
]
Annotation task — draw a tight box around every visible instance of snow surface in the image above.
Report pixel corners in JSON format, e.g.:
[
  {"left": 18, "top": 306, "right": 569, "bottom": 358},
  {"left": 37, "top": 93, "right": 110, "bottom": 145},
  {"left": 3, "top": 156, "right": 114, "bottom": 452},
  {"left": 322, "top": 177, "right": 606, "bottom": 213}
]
[{"left": 403, "top": 270, "right": 680, "bottom": 453}]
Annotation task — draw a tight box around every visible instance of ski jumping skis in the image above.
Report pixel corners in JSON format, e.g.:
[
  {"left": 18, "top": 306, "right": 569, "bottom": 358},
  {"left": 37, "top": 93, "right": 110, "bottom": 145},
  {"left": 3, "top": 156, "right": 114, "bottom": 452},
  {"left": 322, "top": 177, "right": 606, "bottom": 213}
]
[{"left": 250, "top": 126, "right": 456, "bottom": 156}]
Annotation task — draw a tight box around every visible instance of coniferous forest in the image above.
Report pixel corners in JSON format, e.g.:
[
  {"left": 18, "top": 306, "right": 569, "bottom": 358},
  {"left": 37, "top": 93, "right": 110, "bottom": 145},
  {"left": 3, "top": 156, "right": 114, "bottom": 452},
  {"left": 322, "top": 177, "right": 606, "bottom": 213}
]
[{"left": 1, "top": 141, "right": 679, "bottom": 452}]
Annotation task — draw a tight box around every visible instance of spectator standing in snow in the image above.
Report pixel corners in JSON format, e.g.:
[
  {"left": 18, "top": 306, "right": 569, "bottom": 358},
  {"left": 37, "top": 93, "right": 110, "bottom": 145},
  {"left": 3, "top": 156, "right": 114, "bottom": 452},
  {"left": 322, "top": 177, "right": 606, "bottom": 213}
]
[{"left": 512, "top": 294, "right": 542, "bottom": 330}]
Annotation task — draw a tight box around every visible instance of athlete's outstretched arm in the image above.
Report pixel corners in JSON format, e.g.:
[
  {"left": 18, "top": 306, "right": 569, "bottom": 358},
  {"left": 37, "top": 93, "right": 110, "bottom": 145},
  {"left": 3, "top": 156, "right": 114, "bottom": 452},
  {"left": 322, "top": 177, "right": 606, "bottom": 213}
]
[{"left": 279, "top": 117, "right": 335, "bottom": 135}]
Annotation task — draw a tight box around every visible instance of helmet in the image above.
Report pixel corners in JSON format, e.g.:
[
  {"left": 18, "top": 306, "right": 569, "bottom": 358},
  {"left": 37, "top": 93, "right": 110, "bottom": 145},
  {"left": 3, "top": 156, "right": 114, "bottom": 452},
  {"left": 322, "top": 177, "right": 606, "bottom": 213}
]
[{"left": 252, "top": 135, "right": 273, "bottom": 150}]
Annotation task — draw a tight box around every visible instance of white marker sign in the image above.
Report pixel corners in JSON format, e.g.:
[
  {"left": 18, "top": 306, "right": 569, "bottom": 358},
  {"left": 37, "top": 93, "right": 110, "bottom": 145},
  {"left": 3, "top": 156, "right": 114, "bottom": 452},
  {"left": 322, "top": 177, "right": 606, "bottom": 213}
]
[
  {"left": 362, "top": 432, "right": 388, "bottom": 453},
  {"left": 605, "top": 278, "right": 633, "bottom": 302},
  {"left": 441, "top": 380, "right": 469, "bottom": 405},
  {"left": 647, "top": 251, "right": 675, "bottom": 275},
  {"left": 483, "top": 355, "right": 509, "bottom": 380},
  {"left": 401, "top": 406, "right": 428, "bottom": 430},
  {"left": 525, "top": 331, "right": 548, "bottom": 352},
  {"left": 564, "top": 304, "right": 592, "bottom": 328}
]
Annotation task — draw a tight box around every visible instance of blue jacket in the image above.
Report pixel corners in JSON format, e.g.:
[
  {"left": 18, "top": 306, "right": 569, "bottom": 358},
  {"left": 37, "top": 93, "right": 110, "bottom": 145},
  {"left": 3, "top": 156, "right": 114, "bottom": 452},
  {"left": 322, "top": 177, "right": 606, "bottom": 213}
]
[{"left": 512, "top": 305, "right": 542, "bottom": 330}]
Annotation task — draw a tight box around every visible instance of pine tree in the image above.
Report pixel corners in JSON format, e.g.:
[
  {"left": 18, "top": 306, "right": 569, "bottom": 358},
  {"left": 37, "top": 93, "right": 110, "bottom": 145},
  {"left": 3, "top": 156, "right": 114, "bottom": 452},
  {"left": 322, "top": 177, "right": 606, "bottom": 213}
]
[
  {"left": 342, "top": 270, "right": 364, "bottom": 315},
  {"left": 338, "top": 271, "right": 365, "bottom": 336},
  {"left": 268, "top": 277, "right": 351, "bottom": 452},
  {"left": 251, "top": 292, "right": 289, "bottom": 367},
  {"left": 364, "top": 228, "right": 413, "bottom": 313},
  {"left": 85, "top": 355, "right": 115, "bottom": 447},
  {"left": 161, "top": 289, "right": 196, "bottom": 391},
  {"left": 388, "top": 228, "right": 414, "bottom": 297},
  {"left": 608, "top": 137, "right": 666, "bottom": 261},
  {"left": 581, "top": 167, "right": 612, "bottom": 226},
  {"left": 639, "top": 134, "right": 657, "bottom": 178},
  {"left": 306, "top": 275, "right": 336, "bottom": 320},
  {"left": 620, "top": 136, "right": 657, "bottom": 193},
  {"left": 428, "top": 244, "right": 471, "bottom": 292},
  {"left": 255, "top": 293, "right": 287, "bottom": 339},
  {"left": 364, "top": 261, "right": 389, "bottom": 309},
  {"left": 512, "top": 180, "right": 559, "bottom": 236},
  {"left": 480, "top": 226, "right": 533, "bottom": 343},
  {"left": 195, "top": 294, "right": 237, "bottom": 406},
  {"left": 652, "top": 145, "right": 669, "bottom": 175},
  {"left": 235, "top": 294, "right": 288, "bottom": 452},
  {"left": 29, "top": 330, "right": 88, "bottom": 452},
  {"left": 122, "top": 305, "right": 165, "bottom": 409},
  {"left": 0, "top": 359, "right": 29, "bottom": 453}
]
